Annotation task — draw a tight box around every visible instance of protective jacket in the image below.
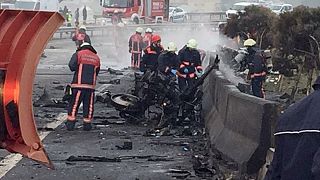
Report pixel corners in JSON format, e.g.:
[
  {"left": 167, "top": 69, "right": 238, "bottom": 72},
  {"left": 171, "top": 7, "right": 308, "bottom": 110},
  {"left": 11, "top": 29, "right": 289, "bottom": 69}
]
[
  {"left": 247, "top": 48, "right": 267, "bottom": 79},
  {"left": 265, "top": 77, "right": 320, "bottom": 180},
  {"left": 69, "top": 45, "right": 100, "bottom": 89},
  {"left": 143, "top": 33, "right": 152, "bottom": 48},
  {"left": 157, "top": 50, "right": 180, "bottom": 75},
  {"left": 129, "top": 33, "right": 143, "bottom": 54},
  {"left": 140, "top": 44, "right": 163, "bottom": 72},
  {"left": 177, "top": 45, "right": 202, "bottom": 79}
]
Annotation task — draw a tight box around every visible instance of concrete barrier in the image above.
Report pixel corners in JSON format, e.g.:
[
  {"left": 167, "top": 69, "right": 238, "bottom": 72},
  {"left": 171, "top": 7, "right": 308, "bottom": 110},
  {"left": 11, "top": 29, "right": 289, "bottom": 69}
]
[{"left": 203, "top": 61, "right": 279, "bottom": 175}]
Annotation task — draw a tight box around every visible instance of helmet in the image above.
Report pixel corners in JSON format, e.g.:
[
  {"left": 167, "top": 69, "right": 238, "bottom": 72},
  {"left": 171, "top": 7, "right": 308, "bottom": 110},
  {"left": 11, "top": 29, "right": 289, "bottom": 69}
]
[
  {"left": 80, "top": 42, "right": 91, "bottom": 47},
  {"left": 187, "top": 39, "right": 198, "bottom": 49},
  {"left": 136, "top": 27, "right": 143, "bottom": 33},
  {"left": 152, "top": 34, "right": 161, "bottom": 43},
  {"left": 79, "top": 25, "right": 86, "bottom": 31},
  {"left": 146, "top": 28, "right": 153, "bottom": 33},
  {"left": 244, "top": 39, "right": 256, "bottom": 47},
  {"left": 167, "top": 42, "right": 177, "bottom": 52}
]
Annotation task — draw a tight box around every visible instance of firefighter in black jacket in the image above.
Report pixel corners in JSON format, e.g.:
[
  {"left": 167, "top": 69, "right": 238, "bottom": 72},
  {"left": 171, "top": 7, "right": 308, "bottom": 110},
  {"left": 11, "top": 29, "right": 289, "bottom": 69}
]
[
  {"left": 157, "top": 42, "right": 180, "bottom": 76},
  {"left": 140, "top": 34, "right": 164, "bottom": 72},
  {"left": 177, "top": 39, "right": 203, "bottom": 91},
  {"left": 265, "top": 77, "right": 320, "bottom": 180},
  {"left": 65, "top": 42, "right": 101, "bottom": 131},
  {"left": 244, "top": 39, "right": 267, "bottom": 98}
]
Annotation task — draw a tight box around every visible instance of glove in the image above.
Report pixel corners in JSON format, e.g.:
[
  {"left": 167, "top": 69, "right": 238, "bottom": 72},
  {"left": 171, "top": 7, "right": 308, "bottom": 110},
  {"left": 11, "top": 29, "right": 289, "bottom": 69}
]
[
  {"left": 171, "top": 69, "right": 177, "bottom": 75},
  {"left": 183, "top": 68, "right": 189, "bottom": 74},
  {"left": 196, "top": 70, "right": 203, "bottom": 77}
]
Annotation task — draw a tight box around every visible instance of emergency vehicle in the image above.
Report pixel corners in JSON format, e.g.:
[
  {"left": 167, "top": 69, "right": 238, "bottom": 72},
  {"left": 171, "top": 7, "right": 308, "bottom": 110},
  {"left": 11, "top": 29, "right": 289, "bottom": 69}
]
[{"left": 99, "top": 0, "right": 169, "bottom": 23}]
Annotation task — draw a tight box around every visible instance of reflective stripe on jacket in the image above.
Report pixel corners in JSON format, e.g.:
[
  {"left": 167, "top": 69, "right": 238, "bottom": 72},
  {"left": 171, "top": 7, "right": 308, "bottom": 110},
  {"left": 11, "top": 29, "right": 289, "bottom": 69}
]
[
  {"left": 129, "top": 33, "right": 143, "bottom": 54},
  {"left": 178, "top": 46, "right": 202, "bottom": 78},
  {"left": 143, "top": 33, "right": 152, "bottom": 48},
  {"left": 140, "top": 45, "right": 163, "bottom": 72},
  {"left": 70, "top": 49, "right": 100, "bottom": 89}
]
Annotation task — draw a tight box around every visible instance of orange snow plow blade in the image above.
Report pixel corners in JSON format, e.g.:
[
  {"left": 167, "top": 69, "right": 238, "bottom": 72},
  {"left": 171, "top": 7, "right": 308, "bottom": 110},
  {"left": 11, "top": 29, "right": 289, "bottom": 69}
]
[{"left": 0, "top": 9, "right": 64, "bottom": 168}]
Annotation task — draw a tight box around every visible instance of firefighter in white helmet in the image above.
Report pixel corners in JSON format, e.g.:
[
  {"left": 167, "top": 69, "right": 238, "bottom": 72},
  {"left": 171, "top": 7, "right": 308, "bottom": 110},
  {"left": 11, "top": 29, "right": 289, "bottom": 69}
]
[
  {"left": 72, "top": 24, "right": 91, "bottom": 49},
  {"left": 128, "top": 27, "right": 144, "bottom": 68},
  {"left": 66, "top": 42, "right": 100, "bottom": 131},
  {"left": 143, "top": 28, "right": 153, "bottom": 48}
]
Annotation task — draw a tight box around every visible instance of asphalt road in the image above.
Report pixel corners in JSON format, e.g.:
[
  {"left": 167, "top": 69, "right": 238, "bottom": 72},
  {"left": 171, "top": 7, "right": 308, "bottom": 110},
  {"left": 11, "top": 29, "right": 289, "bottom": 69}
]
[{"left": 0, "top": 37, "right": 213, "bottom": 180}]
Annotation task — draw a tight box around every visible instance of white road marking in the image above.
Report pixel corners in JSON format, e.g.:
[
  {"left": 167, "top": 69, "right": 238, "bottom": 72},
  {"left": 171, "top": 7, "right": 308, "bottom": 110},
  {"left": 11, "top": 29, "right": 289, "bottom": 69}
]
[
  {"left": 0, "top": 113, "right": 67, "bottom": 178},
  {"left": 0, "top": 71, "right": 130, "bottom": 178}
]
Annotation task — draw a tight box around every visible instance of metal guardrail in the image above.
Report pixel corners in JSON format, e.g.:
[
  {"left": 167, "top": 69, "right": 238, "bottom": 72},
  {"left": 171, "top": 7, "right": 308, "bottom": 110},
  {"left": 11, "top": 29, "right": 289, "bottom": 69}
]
[
  {"left": 92, "top": 12, "right": 226, "bottom": 22},
  {"left": 54, "top": 21, "right": 226, "bottom": 39},
  {"left": 186, "top": 11, "right": 226, "bottom": 22}
]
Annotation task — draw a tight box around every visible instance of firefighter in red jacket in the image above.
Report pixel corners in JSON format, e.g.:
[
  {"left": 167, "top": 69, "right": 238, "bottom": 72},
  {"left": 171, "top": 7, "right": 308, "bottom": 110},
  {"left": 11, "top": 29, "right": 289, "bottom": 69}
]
[
  {"left": 177, "top": 39, "right": 203, "bottom": 91},
  {"left": 72, "top": 25, "right": 91, "bottom": 49},
  {"left": 65, "top": 42, "right": 101, "bottom": 131},
  {"left": 140, "top": 34, "right": 164, "bottom": 72},
  {"left": 143, "top": 28, "right": 153, "bottom": 48},
  {"left": 129, "top": 27, "right": 144, "bottom": 68}
]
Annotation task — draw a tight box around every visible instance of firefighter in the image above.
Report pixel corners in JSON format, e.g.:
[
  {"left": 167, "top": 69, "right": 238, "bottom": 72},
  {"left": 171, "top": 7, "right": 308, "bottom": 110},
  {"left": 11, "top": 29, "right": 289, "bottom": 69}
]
[
  {"left": 140, "top": 34, "right": 164, "bottom": 72},
  {"left": 244, "top": 38, "right": 267, "bottom": 98},
  {"left": 65, "top": 42, "right": 101, "bottom": 131},
  {"left": 157, "top": 42, "right": 180, "bottom": 76},
  {"left": 72, "top": 25, "right": 91, "bottom": 49},
  {"left": 143, "top": 28, "right": 153, "bottom": 48},
  {"left": 129, "top": 27, "right": 144, "bottom": 68},
  {"left": 177, "top": 39, "right": 203, "bottom": 91},
  {"left": 264, "top": 76, "right": 320, "bottom": 180},
  {"left": 111, "top": 10, "right": 123, "bottom": 25}
]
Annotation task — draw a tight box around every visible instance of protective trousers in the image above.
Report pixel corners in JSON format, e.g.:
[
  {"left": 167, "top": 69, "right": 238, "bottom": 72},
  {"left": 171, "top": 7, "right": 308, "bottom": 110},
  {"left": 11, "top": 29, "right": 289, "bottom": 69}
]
[
  {"left": 131, "top": 52, "right": 141, "bottom": 68},
  {"left": 251, "top": 77, "right": 265, "bottom": 98},
  {"left": 67, "top": 88, "right": 95, "bottom": 123}
]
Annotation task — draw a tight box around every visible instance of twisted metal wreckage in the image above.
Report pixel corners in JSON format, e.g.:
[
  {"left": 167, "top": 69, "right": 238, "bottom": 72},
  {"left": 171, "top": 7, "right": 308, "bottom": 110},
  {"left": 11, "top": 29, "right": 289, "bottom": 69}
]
[{"left": 111, "top": 55, "right": 220, "bottom": 127}]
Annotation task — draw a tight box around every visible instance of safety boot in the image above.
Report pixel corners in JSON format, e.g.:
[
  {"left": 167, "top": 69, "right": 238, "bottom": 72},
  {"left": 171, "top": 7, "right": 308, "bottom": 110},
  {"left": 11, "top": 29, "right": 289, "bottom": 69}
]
[
  {"left": 83, "top": 122, "right": 92, "bottom": 131},
  {"left": 65, "top": 120, "right": 76, "bottom": 131}
]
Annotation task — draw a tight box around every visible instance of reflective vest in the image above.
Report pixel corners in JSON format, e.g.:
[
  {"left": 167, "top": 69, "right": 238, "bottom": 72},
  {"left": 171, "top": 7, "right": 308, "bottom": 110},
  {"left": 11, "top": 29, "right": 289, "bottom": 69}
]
[{"left": 71, "top": 49, "right": 100, "bottom": 89}]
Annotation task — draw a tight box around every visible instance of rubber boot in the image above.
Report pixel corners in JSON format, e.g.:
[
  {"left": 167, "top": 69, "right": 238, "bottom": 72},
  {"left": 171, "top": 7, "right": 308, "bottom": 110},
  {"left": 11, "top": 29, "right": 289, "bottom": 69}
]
[
  {"left": 65, "top": 120, "right": 76, "bottom": 131},
  {"left": 83, "top": 122, "right": 92, "bottom": 131}
]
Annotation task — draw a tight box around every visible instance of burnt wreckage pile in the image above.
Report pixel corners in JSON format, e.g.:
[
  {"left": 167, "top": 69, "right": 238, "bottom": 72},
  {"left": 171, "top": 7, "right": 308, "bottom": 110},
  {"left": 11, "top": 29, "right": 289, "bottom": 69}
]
[{"left": 111, "top": 60, "right": 218, "bottom": 130}]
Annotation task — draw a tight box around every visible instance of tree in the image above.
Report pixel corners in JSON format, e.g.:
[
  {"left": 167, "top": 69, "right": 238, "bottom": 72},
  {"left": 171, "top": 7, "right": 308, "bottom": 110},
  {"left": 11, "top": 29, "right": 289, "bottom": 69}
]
[
  {"left": 272, "top": 6, "right": 320, "bottom": 98},
  {"left": 223, "top": 5, "right": 276, "bottom": 49}
]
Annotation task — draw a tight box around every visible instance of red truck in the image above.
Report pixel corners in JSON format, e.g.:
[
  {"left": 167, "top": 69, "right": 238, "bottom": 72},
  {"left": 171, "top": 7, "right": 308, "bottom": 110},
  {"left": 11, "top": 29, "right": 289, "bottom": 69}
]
[{"left": 99, "top": 0, "right": 169, "bottom": 23}]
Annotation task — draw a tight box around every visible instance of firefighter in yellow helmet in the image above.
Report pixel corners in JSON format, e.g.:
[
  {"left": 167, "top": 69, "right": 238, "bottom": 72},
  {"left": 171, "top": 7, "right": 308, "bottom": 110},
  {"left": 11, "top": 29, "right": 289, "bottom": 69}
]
[
  {"left": 157, "top": 42, "right": 179, "bottom": 76},
  {"left": 243, "top": 38, "right": 268, "bottom": 98},
  {"left": 72, "top": 25, "right": 91, "bottom": 49},
  {"left": 177, "top": 39, "right": 202, "bottom": 91}
]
